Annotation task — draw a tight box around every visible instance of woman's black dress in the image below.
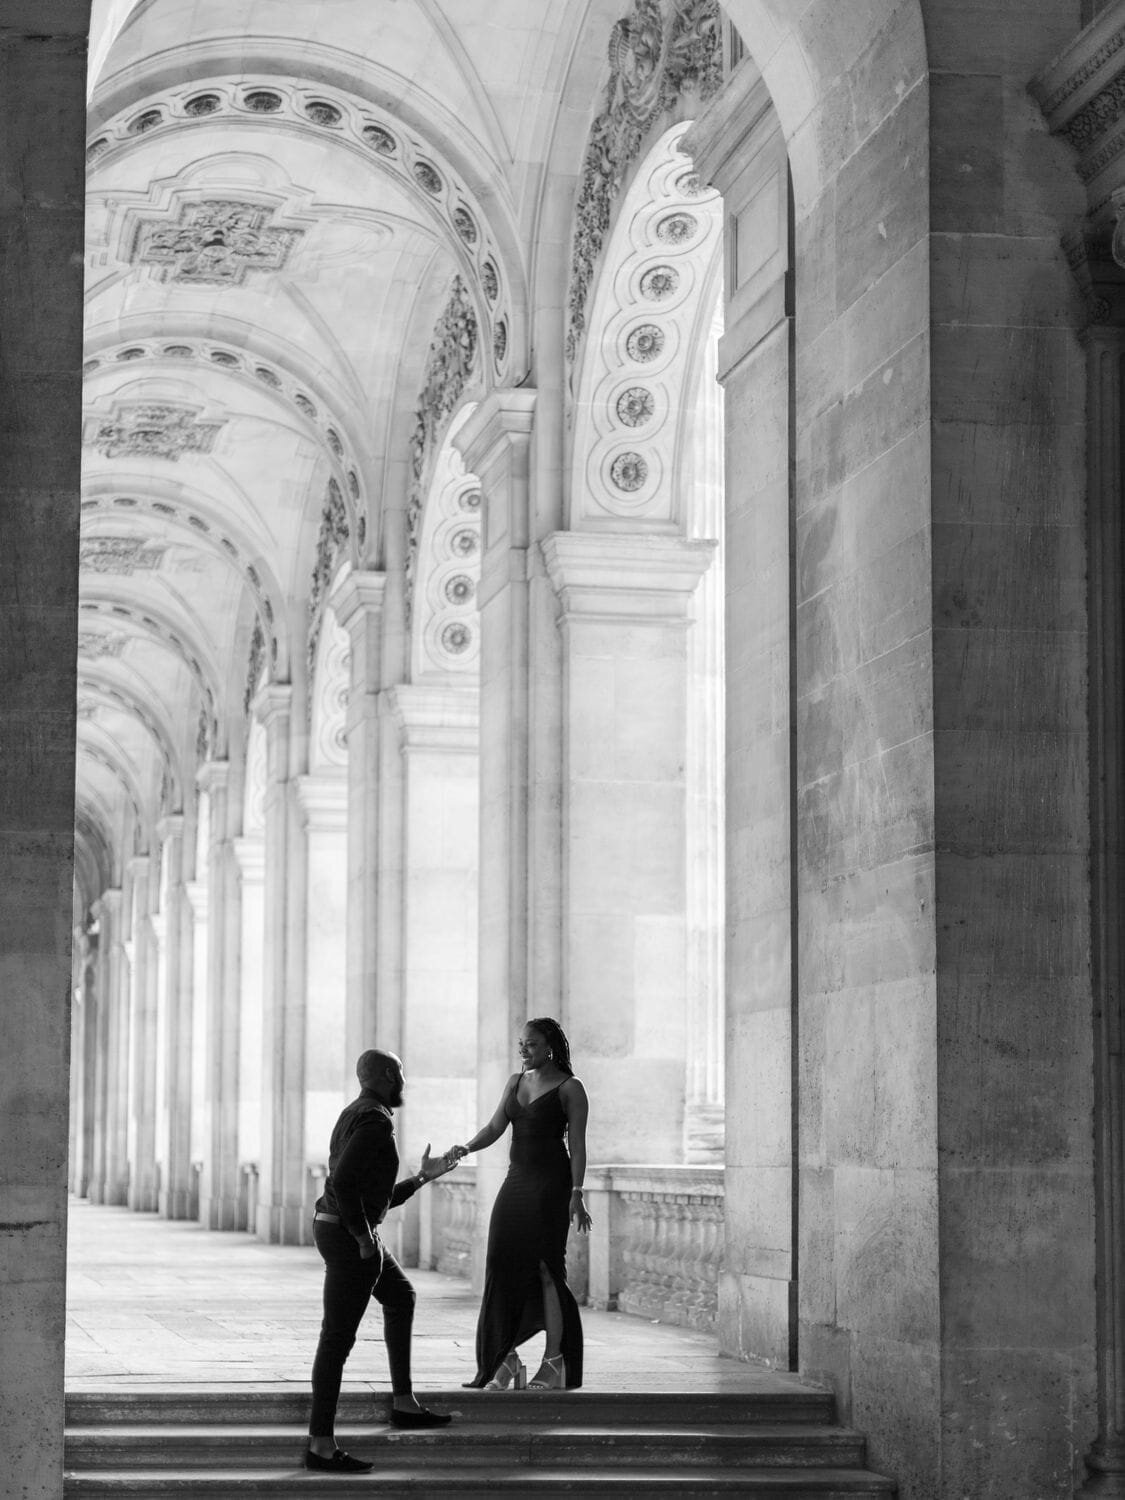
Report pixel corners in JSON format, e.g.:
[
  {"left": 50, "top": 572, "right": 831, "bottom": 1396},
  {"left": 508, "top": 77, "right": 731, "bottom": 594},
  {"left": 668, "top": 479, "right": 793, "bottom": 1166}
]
[{"left": 468, "top": 1078, "right": 584, "bottom": 1389}]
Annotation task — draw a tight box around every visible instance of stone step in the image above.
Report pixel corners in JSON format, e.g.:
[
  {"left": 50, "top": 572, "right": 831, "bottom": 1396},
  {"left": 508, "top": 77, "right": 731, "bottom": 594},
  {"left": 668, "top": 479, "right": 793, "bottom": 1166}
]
[
  {"left": 63, "top": 1462, "right": 897, "bottom": 1498},
  {"left": 65, "top": 1388, "right": 838, "bottom": 1428},
  {"left": 64, "top": 1420, "right": 870, "bottom": 1470}
]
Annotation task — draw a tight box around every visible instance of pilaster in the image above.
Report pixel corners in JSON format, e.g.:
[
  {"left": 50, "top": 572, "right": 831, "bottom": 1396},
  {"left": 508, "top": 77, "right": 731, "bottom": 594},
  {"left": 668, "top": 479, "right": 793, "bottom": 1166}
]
[
  {"left": 155, "top": 815, "right": 193, "bottom": 1217},
  {"left": 253, "top": 685, "right": 305, "bottom": 1242},
  {"left": 126, "top": 854, "right": 159, "bottom": 1211},
  {"left": 687, "top": 70, "right": 796, "bottom": 1369},
  {"left": 332, "top": 571, "right": 386, "bottom": 1067},
  {"left": 196, "top": 758, "right": 241, "bottom": 1230},
  {"left": 88, "top": 889, "right": 122, "bottom": 1205},
  {"left": 454, "top": 389, "right": 538, "bottom": 1289},
  {"left": 384, "top": 683, "right": 480, "bottom": 1265},
  {"left": 543, "top": 532, "right": 713, "bottom": 1165}
]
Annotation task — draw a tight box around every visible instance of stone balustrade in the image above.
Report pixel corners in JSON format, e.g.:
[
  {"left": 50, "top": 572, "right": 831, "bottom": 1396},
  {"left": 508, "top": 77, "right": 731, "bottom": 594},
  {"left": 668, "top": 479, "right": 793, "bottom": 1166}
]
[{"left": 425, "top": 1164, "right": 724, "bottom": 1334}]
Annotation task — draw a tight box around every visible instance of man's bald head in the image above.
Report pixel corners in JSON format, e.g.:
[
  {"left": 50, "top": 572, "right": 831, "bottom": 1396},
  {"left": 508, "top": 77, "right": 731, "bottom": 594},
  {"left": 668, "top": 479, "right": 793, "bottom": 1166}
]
[{"left": 356, "top": 1049, "right": 404, "bottom": 1106}]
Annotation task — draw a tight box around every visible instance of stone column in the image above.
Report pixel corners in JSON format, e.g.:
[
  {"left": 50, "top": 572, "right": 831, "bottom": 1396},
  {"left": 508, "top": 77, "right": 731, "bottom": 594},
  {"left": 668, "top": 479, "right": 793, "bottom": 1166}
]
[
  {"left": 232, "top": 834, "right": 265, "bottom": 1181},
  {"left": 1081, "top": 325, "right": 1125, "bottom": 1496},
  {"left": 184, "top": 874, "right": 208, "bottom": 1218},
  {"left": 126, "top": 855, "right": 159, "bottom": 1211},
  {"left": 0, "top": 10, "right": 89, "bottom": 1491},
  {"left": 157, "top": 815, "right": 194, "bottom": 1218},
  {"left": 688, "top": 78, "right": 796, "bottom": 1366},
  {"left": 454, "top": 390, "right": 537, "bottom": 1286},
  {"left": 542, "top": 533, "right": 713, "bottom": 1163},
  {"left": 197, "top": 759, "right": 242, "bottom": 1229},
  {"left": 88, "top": 889, "right": 121, "bottom": 1204},
  {"left": 255, "top": 685, "right": 307, "bottom": 1243},
  {"left": 295, "top": 774, "right": 348, "bottom": 1192},
  {"left": 386, "top": 683, "right": 480, "bottom": 1264},
  {"left": 69, "top": 928, "right": 91, "bottom": 1197},
  {"left": 332, "top": 571, "right": 386, "bottom": 1062},
  {"left": 104, "top": 887, "right": 131, "bottom": 1206}
]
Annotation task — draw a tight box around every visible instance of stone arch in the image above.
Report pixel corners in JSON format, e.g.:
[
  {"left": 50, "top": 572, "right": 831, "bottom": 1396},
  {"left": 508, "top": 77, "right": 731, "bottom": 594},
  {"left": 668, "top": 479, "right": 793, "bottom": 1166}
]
[
  {"left": 309, "top": 606, "right": 350, "bottom": 774},
  {"left": 409, "top": 404, "right": 483, "bottom": 683},
  {"left": 568, "top": 122, "right": 724, "bottom": 533}
]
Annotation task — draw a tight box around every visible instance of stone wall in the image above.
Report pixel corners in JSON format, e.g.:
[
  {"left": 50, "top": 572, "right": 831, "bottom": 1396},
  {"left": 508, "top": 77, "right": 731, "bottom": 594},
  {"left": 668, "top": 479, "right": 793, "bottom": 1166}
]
[{"left": 0, "top": 6, "right": 90, "bottom": 1498}]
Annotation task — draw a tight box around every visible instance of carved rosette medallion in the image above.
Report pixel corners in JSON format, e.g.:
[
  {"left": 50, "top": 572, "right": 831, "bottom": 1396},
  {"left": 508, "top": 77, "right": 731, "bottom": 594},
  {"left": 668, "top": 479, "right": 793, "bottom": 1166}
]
[
  {"left": 494, "top": 320, "right": 508, "bottom": 366},
  {"left": 656, "top": 211, "right": 698, "bottom": 243},
  {"left": 459, "top": 489, "right": 482, "bottom": 513},
  {"left": 78, "top": 630, "right": 128, "bottom": 660},
  {"left": 414, "top": 161, "right": 443, "bottom": 195},
  {"left": 83, "top": 403, "right": 224, "bottom": 461},
  {"left": 444, "top": 574, "right": 475, "bottom": 605},
  {"left": 610, "top": 451, "right": 649, "bottom": 491},
  {"left": 441, "top": 622, "right": 472, "bottom": 654},
  {"left": 625, "top": 323, "right": 665, "bottom": 362},
  {"left": 454, "top": 206, "right": 478, "bottom": 244},
  {"left": 305, "top": 100, "right": 341, "bottom": 126},
  {"left": 130, "top": 199, "right": 304, "bottom": 286},
  {"left": 640, "top": 264, "right": 679, "bottom": 299},
  {"left": 450, "top": 527, "right": 479, "bottom": 558},
  {"left": 615, "top": 386, "right": 655, "bottom": 426}
]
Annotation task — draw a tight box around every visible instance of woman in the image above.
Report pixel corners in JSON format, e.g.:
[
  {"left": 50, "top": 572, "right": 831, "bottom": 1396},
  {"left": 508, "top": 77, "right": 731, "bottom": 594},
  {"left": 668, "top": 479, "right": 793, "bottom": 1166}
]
[{"left": 452, "top": 1017, "right": 591, "bottom": 1391}]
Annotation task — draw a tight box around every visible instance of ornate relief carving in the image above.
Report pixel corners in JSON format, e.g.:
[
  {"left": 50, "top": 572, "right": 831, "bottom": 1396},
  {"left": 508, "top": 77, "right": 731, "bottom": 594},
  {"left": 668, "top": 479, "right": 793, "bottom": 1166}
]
[
  {"left": 626, "top": 323, "right": 665, "bottom": 361},
  {"left": 244, "top": 619, "right": 266, "bottom": 715},
  {"left": 90, "top": 75, "right": 514, "bottom": 376},
  {"left": 80, "top": 537, "right": 167, "bottom": 574},
  {"left": 610, "top": 451, "right": 649, "bottom": 491},
  {"left": 307, "top": 479, "right": 350, "bottom": 687},
  {"left": 565, "top": 0, "right": 722, "bottom": 366},
  {"left": 404, "top": 278, "right": 479, "bottom": 621},
  {"left": 84, "top": 338, "right": 366, "bottom": 536},
  {"left": 130, "top": 199, "right": 304, "bottom": 286},
  {"left": 616, "top": 387, "right": 655, "bottom": 426},
  {"left": 83, "top": 402, "right": 224, "bottom": 461},
  {"left": 78, "top": 630, "right": 128, "bottom": 659},
  {"left": 1060, "top": 69, "right": 1125, "bottom": 151},
  {"left": 640, "top": 265, "right": 679, "bottom": 299}
]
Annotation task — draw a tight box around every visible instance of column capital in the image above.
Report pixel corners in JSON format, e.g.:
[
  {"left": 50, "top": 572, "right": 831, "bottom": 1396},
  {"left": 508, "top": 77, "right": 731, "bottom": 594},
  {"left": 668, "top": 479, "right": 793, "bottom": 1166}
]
[
  {"left": 383, "top": 682, "right": 480, "bottom": 754},
  {"left": 184, "top": 880, "right": 208, "bottom": 922},
  {"left": 251, "top": 681, "right": 292, "bottom": 730},
  {"left": 231, "top": 835, "right": 266, "bottom": 883},
  {"left": 331, "top": 570, "right": 386, "bottom": 637},
  {"left": 453, "top": 388, "right": 537, "bottom": 475},
  {"left": 92, "top": 888, "right": 123, "bottom": 922},
  {"left": 156, "top": 813, "right": 185, "bottom": 845},
  {"left": 542, "top": 531, "right": 715, "bottom": 624},
  {"left": 295, "top": 772, "right": 349, "bottom": 831},
  {"left": 196, "top": 758, "right": 230, "bottom": 796},
  {"left": 126, "top": 854, "right": 151, "bottom": 881}
]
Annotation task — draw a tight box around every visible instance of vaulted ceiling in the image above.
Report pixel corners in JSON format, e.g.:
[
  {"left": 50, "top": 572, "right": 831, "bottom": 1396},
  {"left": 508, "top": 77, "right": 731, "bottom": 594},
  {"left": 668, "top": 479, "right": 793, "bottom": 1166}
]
[{"left": 77, "top": 0, "right": 730, "bottom": 897}]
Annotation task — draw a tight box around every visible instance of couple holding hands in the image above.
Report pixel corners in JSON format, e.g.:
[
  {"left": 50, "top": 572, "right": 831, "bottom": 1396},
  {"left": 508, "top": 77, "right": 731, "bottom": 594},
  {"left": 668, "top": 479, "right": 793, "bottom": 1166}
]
[{"left": 306, "top": 1017, "right": 591, "bottom": 1474}]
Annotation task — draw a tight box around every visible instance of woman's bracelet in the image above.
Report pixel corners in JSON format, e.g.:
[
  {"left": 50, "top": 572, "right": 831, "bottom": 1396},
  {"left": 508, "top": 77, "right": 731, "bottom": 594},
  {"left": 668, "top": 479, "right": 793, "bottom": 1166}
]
[{"left": 570, "top": 1186, "right": 584, "bottom": 1195}]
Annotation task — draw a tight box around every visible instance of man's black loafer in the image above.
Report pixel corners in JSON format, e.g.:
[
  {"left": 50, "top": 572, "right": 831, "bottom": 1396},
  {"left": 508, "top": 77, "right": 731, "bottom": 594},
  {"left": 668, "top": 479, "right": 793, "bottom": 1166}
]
[
  {"left": 305, "top": 1447, "right": 374, "bottom": 1472},
  {"left": 389, "top": 1406, "right": 452, "bottom": 1428}
]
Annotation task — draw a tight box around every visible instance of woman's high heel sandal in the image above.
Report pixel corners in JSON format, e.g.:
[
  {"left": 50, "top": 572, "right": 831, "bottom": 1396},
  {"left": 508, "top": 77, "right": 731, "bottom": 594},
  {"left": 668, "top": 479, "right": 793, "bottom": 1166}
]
[
  {"left": 485, "top": 1352, "right": 527, "bottom": 1391},
  {"left": 528, "top": 1354, "right": 565, "bottom": 1390}
]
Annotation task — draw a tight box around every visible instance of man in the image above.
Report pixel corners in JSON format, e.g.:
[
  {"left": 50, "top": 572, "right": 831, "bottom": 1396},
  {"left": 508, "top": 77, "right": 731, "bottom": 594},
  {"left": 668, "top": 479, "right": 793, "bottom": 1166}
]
[{"left": 306, "top": 1048, "right": 457, "bottom": 1474}]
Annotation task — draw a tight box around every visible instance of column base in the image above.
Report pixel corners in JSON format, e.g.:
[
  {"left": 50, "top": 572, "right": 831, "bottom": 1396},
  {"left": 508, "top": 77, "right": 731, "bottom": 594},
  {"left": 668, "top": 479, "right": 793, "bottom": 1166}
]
[
  {"left": 127, "top": 1180, "right": 159, "bottom": 1213},
  {"left": 1081, "top": 1441, "right": 1125, "bottom": 1496},
  {"left": 198, "top": 1194, "right": 242, "bottom": 1231},
  {"left": 159, "top": 1187, "right": 195, "bottom": 1220},
  {"left": 684, "top": 1102, "right": 725, "bottom": 1163},
  {"left": 256, "top": 1201, "right": 306, "bottom": 1245}
]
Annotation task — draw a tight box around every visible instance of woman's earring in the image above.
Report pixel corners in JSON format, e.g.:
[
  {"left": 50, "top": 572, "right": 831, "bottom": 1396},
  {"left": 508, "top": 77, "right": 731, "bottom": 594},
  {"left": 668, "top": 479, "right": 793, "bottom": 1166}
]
[{"left": 548, "top": 1051, "right": 554, "bottom": 1060}]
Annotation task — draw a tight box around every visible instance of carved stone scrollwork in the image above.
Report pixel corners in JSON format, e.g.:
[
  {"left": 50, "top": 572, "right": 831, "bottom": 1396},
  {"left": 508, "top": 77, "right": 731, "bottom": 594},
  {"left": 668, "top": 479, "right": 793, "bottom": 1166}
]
[
  {"left": 306, "top": 479, "right": 350, "bottom": 689},
  {"left": 244, "top": 619, "right": 265, "bottom": 715},
  {"left": 565, "top": 0, "right": 722, "bottom": 368},
  {"left": 404, "top": 277, "right": 479, "bottom": 622}
]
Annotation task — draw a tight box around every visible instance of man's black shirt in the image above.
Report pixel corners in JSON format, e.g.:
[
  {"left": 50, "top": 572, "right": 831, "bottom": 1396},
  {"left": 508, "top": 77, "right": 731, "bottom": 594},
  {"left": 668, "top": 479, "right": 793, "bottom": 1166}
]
[{"left": 317, "top": 1089, "right": 420, "bottom": 1242}]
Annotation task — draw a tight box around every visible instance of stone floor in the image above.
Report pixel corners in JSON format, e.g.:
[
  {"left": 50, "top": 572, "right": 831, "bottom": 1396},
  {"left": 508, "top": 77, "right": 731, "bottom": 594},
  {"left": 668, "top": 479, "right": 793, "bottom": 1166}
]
[{"left": 65, "top": 1200, "right": 808, "bottom": 1398}]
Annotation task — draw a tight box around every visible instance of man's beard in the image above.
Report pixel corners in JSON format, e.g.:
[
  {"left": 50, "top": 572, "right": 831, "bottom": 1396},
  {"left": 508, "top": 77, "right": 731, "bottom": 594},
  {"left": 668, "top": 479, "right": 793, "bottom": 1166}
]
[{"left": 389, "top": 1084, "right": 405, "bottom": 1108}]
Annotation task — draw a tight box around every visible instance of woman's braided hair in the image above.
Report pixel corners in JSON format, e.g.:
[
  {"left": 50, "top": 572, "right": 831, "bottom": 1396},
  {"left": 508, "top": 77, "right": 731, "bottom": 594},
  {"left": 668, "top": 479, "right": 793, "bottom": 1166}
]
[{"left": 526, "top": 1016, "right": 574, "bottom": 1075}]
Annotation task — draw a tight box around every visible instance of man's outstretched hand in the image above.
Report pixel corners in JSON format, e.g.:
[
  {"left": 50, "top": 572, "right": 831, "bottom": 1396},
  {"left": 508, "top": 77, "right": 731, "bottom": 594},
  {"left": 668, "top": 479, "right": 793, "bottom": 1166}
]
[{"left": 419, "top": 1142, "right": 460, "bottom": 1182}]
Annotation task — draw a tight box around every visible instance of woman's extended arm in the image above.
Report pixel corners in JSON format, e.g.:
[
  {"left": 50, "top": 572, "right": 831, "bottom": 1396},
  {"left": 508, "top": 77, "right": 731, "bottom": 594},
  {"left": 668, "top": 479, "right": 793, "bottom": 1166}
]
[
  {"left": 451, "top": 1074, "right": 519, "bottom": 1157},
  {"left": 561, "top": 1078, "right": 592, "bottom": 1233}
]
